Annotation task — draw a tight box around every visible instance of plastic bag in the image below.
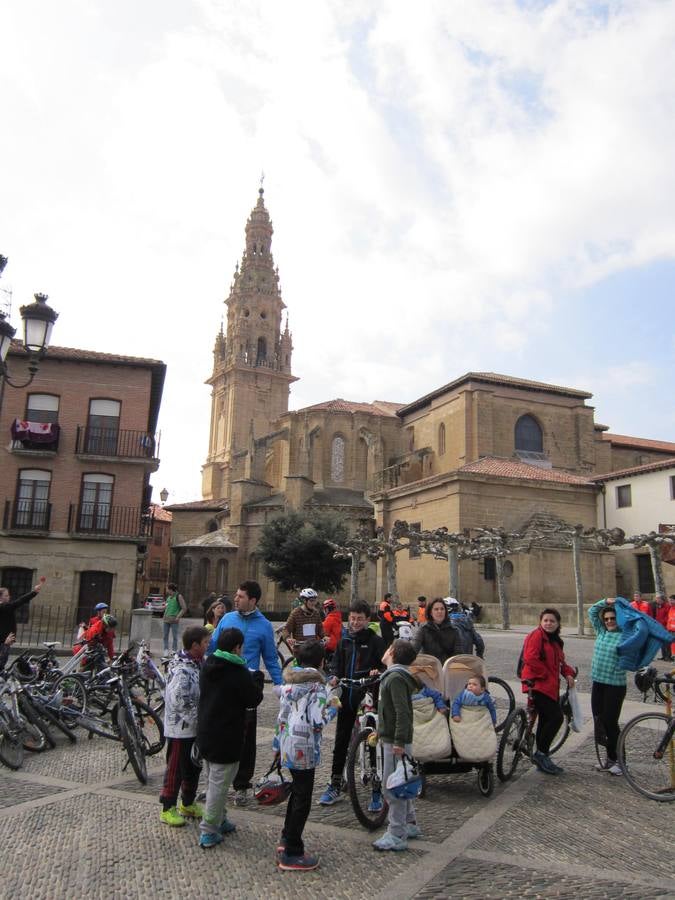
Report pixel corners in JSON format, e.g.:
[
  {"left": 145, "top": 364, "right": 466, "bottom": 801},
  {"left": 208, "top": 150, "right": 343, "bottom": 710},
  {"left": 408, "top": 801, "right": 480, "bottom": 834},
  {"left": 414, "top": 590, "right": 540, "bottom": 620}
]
[
  {"left": 568, "top": 685, "right": 584, "bottom": 733},
  {"left": 386, "top": 754, "right": 422, "bottom": 798}
]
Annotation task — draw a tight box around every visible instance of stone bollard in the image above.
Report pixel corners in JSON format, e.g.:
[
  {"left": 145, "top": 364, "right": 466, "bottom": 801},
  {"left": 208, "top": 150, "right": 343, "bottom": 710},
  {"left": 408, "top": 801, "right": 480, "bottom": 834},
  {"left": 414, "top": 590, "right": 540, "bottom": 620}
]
[{"left": 130, "top": 608, "right": 154, "bottom": 646}]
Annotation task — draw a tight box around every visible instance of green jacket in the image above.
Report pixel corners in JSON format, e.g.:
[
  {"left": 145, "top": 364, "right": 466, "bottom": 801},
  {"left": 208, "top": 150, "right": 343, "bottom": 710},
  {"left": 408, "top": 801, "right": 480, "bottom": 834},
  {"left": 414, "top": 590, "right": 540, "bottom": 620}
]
[{"left": 378, "top": 665, "right": 419, "bottom": 746}]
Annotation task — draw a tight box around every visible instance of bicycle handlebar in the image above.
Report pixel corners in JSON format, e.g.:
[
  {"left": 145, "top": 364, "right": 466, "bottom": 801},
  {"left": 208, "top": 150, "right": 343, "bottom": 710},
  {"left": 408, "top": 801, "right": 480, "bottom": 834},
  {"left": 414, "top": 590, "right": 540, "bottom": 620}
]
[{"left": 337, "top": 675, "right": 381, "bottom": 688}]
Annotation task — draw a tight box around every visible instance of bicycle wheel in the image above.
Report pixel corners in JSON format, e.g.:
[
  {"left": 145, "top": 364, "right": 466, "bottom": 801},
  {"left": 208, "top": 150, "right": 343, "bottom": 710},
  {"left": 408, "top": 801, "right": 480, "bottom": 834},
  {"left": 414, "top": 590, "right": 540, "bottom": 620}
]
[
  {"left": 497, "top": 708, "right": 527, "bottom": 782},
  {"left": 346, "top": 727, "right": 387, "bottom": 831},
  {"left": 131, "top": 698, "right": 164, "bottom": 756},
  {"left": 594, "top": 716, "right": 609, "bottom": 770},
  {"left": 0, "top": 711, "right": 25, "bottom": 769},
  {"left": 28, "top": 694, "right": 77, "bottom": 744},
  {"left": 549, "top": 712, "right": 571, "bottom": 755},
  {"left": 17, "top": 696, "right": 52, "bottom": 750},
  {"left": 477, "top": 764, "right": 494, "bottom": 797},
  {"left": 117, "top": 705, "right": 147, "bottom": 785},
  {"left": 487, "top": 677, "right": 515, "bottom": 733},
  {"left": 617, "top": 713, "right": 675, "bottom": 802},
  {"left": 51, "top": 674, "right": 88, "bottom": 718}
]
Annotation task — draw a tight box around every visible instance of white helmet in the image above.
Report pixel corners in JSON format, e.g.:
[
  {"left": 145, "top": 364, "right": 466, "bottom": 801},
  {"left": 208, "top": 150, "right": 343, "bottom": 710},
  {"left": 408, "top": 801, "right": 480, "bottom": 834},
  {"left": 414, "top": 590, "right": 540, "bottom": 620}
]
[{"left": 299, "top": 588, "right": 318, "bottom": 600}]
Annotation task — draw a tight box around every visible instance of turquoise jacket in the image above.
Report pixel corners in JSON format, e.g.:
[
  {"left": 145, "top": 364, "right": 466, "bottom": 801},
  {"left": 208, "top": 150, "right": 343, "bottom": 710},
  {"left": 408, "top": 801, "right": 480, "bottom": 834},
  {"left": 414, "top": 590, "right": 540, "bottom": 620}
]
[
  {"left": 614, "top": 597, "right": 672, "bottom": 671},
  {"left": 207, "top": 608, "right": 282, "bottom": 685}
]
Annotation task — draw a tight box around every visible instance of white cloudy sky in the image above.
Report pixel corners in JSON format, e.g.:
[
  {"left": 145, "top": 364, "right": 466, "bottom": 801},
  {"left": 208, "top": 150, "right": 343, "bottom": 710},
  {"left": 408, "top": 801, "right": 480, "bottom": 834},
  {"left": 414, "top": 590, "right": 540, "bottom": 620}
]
[{"left": 1, "top": 0, "right": 674, "bottom": 502}]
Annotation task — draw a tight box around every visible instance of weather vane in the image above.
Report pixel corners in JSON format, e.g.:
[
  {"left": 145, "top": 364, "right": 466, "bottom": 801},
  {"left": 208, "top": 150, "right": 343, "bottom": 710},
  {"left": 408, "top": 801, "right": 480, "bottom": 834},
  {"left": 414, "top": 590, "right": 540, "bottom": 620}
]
[{"left": 259, "top": 170, "right": 265, "bottom": 191}]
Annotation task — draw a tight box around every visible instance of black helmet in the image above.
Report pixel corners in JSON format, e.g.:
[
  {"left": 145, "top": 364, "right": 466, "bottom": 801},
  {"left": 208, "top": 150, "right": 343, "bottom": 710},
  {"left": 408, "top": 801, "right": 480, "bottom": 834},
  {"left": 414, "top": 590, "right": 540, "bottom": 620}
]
[
  {"left": 102, "top": 613, "right": 118, "bottom": 628},
  {"left": 634, "top": 666, "right": 657, "bottom": 694}
]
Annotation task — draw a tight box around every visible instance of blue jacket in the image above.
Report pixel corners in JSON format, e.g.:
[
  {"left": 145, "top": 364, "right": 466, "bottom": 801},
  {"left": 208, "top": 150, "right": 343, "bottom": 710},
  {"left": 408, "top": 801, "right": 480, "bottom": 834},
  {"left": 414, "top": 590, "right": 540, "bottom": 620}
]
[
  {"left": 614, "top": 597, "right": 672, "bottom": 671},
  {"left": 207, "top": 608, "right": 282, "bottom": 685}
]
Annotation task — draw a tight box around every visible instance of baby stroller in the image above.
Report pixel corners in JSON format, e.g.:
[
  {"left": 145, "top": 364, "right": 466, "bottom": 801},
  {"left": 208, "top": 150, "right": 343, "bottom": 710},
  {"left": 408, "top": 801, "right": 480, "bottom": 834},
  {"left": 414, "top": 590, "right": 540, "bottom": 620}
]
[{"left": 412, "top": 654, "right": 497, "bottom": 797}]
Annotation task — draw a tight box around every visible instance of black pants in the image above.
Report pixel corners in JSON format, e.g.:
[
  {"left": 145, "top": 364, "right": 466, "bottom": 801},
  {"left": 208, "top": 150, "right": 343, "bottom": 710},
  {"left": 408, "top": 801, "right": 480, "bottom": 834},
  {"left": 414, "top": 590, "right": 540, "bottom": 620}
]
[
  {"left": 282, "top": 768, "right": 315, "bottom": 856},
  {"left": 591, "top": 681, "right": 626, "bottom": 762},
  {"left": 233, "top": 708, "right": 257, "bottom": 791},
  {"left": 532, "top": 691, "right": 563, "bottom": 754},
  {"left": 330, "top": 696, "right": 361, "bottom": 785},
  {"left": 159, "top": 737, "right": 200, "bottom": 810}
]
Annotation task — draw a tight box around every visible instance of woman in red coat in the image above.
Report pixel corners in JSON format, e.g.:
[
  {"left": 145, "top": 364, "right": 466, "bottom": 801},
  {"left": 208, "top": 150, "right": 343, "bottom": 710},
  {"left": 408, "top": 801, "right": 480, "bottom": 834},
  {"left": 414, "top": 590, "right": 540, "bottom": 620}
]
[
  {"left": 520, "top": 608, "right": 576, "bottom": 776},
  {"left": 322, "top": 599, "right": 343, "bottom": 656}
]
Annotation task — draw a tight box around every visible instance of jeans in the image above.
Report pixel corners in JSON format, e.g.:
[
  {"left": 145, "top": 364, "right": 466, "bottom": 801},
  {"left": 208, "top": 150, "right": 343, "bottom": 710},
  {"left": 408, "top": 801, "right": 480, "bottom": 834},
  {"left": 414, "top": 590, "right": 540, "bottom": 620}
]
[
  {"left": 381, "top": 742, "right": 416, "bottom": 840},
  {"left": 330, "top": 695, "right": 361, "bottom": 785},
  {"left": 233, "top": 708, "right": 257, "bottom": 791},
  {"left": 282, "top": 768, "right": 315, "bottom": 856},
  {"left": 199, "top": 759, "right": 239, "bottom": 835},
  {"left": 532, "top": 691, "right": 563, "bottom": 754},
  {"left": 591, "top": 681, "right": 627, "bottom": 762},
  {"left": 163, "top": 621, "right": 179, "bottom": 653},
  {"left": 159, "top": 737, "right": 200, "bottom": 811}
]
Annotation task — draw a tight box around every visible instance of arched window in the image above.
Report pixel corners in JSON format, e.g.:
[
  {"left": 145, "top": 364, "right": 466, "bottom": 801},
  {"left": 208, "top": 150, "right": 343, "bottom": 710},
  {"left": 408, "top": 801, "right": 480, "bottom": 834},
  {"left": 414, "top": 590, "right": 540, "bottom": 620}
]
[
  {"left": 331, "top": 435, "right": 346, "bottom": 483},
  {"left": 438, "top": 423, "right": 446, "bottom": 456},
  {"left": 199, "top": 557, "right": 210, "bottom": 593},
  {"left": 256, "top": 337, "right": 267, "bottom": 363},
  {"left": 515, "top": 415, "right": 543, "bottom": 453},
  {"left": 216, "top": 558, "right": 229, "bottom": 593}
]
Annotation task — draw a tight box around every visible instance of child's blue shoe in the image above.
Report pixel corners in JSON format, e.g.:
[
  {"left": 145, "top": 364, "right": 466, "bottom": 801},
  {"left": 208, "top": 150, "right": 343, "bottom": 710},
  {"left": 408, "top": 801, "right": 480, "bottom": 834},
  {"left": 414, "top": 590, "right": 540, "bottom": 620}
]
[
  {"left": 318, "top": 784, "right": 341, "bottom": 806},
  {"left": 219, "top": 818, "right": 237, "bottom": 835},
  {"left": 199, "top": 832, "right": 224, "bottom": 849},
  {"left": 367, "top": 791, "right": 383, "bottom": 813},
  {"left": 373, "top": 832, "right": 407, "bottom": 852}
]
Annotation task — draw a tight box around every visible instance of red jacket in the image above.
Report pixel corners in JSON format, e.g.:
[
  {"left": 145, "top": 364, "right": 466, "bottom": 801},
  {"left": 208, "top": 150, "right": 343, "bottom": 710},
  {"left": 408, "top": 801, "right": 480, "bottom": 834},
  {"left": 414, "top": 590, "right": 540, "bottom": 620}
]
[
  {"left": 655, "top": 603, "right": 669, "bottom": 628},
  {"left": 520, "top": 626, "right": 575, "bottom": 701},
  {"left": 75, "top": 618, "right": 115, "bottom": 659},
  {"left": 323, "top": 610, "right": 343, "bottom": 653},
  {"left": 667, "top": 604, "right": 675, "bottom": 633},
  {"left": 631, "top": 599, "right": 655, "bottom": 617}
]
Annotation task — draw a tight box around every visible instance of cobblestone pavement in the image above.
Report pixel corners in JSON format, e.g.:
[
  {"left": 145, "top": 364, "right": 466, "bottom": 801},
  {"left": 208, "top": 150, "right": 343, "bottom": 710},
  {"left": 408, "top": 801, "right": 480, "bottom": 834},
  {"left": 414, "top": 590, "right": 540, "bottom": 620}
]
[{"left": 1, "top": 636, "right": 673, "bottom": 899}]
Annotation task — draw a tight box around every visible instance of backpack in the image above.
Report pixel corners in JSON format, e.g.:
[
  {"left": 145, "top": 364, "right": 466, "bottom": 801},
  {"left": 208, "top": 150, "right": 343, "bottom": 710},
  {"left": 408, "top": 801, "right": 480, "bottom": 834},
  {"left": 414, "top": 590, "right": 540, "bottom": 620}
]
[{"left": 516, "top": 633, "right": 546, "bottom": 678}]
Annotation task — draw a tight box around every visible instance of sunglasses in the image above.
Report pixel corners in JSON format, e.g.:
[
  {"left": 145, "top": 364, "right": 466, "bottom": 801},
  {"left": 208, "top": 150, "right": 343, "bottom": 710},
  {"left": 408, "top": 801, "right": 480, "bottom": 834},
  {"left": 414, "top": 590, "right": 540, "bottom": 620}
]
[{"left": 603, "top": 616, "right": 617, "bottom": 622}]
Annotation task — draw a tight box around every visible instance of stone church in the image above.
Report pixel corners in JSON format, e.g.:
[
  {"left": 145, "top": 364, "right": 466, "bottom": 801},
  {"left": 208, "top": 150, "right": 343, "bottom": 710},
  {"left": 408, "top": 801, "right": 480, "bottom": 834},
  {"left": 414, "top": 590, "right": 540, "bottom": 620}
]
[{"left": 168, "top": 189, "right": 675, "bottom": 620}]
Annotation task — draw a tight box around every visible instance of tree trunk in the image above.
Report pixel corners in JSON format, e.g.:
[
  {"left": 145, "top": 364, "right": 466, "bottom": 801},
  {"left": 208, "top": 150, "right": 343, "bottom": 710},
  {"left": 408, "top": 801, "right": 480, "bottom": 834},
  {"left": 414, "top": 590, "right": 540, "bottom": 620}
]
[
  {"left": 495, "top": 556, "right": 509, "bottom": 630},
  {"left": 386, "top": 549, "right": 398, "bottom": 600},
  {"left": 648, "top": 543, "right": 666, "bottom": 597},
  {"left": 571, "top": 535, "right": 585, "bottom": 636},
  {"left": 448, "top": 545, "right": 459, "bottom": 600},
  {"left": 350, "top": 550, "right": 359, "bottom": 602}
]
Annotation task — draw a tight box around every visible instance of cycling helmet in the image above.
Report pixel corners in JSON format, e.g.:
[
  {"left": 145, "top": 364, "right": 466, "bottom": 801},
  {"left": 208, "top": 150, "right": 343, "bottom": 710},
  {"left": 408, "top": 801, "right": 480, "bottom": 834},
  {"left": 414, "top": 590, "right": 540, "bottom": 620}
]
[
  {"left": 254, "top": 774, "right": 292, "bottom": 806},
  {"left": 323, "top": 598, "right": 336, "bottom": 610},
  {"left": 102, "top": 613, "right": 118, "bottom": 628},
  {"left": 299, "top": 588, "right": 318, "bottom": 600},
  {"left": 634, "top": 666, "right": 657, "bottom": 694},
  {"left": 94, "top": 602, "right": 109, "bottom": 611}
]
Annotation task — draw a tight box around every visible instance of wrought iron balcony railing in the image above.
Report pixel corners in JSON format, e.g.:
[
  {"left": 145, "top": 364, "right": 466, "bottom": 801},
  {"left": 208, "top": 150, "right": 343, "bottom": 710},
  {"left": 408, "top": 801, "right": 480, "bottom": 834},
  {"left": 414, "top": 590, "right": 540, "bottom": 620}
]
[
  {"left": 75, "top": 426, "right": 158, "bottom": 460},
  {"left": 2, "top": 499, "right": 52, "bottom": 531}
]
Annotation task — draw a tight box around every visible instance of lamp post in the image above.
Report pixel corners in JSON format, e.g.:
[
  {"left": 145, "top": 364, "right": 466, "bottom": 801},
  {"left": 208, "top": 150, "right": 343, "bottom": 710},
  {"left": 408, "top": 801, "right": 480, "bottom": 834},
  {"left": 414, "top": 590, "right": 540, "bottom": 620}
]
[
  {"left": 159, "top": 488, "right": 169, "bottom": 505},
  {"left": 0, "top": 256, "right": 59, "bottom": 389}
]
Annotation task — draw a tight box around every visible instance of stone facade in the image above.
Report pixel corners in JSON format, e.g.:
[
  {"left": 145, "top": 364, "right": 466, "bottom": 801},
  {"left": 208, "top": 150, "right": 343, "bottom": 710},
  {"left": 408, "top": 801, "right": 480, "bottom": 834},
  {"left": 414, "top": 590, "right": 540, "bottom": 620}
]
[{"left": 170, "top": 190, "right": 675, "bottom": 619}]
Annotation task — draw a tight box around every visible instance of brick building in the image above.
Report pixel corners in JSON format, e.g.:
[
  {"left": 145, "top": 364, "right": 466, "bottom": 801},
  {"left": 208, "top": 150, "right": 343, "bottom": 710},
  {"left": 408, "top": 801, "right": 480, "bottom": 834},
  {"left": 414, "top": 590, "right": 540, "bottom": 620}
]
[
  {"left": 136, "top": 503, "right": 173, "bottom": 601},
  {"left": 169, "top": 188, "right": 674, "bottom": 620},
  {"left": 0, "top": 343, "right": 165, "bottom": 622}
]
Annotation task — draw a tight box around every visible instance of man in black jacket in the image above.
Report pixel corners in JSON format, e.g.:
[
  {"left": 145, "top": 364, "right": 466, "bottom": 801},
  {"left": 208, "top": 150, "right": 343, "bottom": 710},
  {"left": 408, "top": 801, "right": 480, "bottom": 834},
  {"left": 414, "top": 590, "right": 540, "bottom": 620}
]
[
  {"left": 196, "top": 627, "right": 264, "bottom": 849},
  {"left": 318, "top": 600, "right": 385, "bottom": 807},
  {"left": 0, "top": 577, "right": 45, "bottom": 644}
]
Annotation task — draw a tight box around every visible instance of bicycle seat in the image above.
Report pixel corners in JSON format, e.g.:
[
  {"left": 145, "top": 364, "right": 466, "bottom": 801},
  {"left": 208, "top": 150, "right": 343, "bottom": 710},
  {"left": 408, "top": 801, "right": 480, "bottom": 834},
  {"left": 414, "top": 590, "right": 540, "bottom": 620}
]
[{"left": 42, "top": 641, "right": 61, "bottom": 649}]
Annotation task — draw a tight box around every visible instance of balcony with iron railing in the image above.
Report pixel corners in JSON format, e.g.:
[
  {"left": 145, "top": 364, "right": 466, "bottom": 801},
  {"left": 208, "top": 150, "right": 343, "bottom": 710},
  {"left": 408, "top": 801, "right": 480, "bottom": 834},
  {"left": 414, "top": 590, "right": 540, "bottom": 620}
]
[
  {"left": 74, "top": 426, "right": 159, "bottom": 464},
  {"left": 9, "top": 419, "right": 60, "bottom": 454},
  {"left": 368, "top": 447, "right": 433, "bottom": 494},
  {"left": 68, "top": 503, "right": 153, "bottom": 539},
  {"left": 2, "top": 499, "right": 52, "bottom": 532}
]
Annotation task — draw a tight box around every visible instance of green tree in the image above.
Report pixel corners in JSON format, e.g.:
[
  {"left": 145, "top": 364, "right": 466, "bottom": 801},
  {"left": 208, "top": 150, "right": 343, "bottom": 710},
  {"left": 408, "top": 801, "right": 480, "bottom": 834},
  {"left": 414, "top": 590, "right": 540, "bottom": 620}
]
[{"left": 258, "top": 511, "right": 351, "bottom": 593}]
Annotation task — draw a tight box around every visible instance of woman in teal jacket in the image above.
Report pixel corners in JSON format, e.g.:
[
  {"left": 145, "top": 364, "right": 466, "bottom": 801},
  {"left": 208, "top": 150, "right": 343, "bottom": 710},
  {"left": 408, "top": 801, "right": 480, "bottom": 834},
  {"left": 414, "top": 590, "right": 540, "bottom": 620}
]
[{"left": 589, "top": 598, "right": 625, "bottom": 776}]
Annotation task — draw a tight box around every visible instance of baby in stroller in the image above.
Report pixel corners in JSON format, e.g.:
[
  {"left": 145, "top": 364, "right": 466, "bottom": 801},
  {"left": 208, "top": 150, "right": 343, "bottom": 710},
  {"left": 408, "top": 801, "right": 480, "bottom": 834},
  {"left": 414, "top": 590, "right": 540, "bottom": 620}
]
[{"left": 451, "top": 675, "right": 497, "bottom": 725}]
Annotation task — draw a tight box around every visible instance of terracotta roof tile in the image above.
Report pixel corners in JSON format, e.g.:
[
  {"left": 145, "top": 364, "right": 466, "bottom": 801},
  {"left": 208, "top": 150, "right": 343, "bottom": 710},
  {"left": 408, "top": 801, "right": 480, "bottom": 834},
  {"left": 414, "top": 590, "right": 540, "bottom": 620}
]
[
  {"left": 601, "top": 432, "right": 675, "bottom": 453},
  {"left": 294, "top": 398, "right": 402, "bottom": 417},
  {"left": 591, "top": 457, "right": 675, "bottom": 483},
  {"left": 459, "top": 457, "right": 594, "bottom": 485},
  {"left": 150, "top": 504, "right": 173, "bottom": 522},
  {"left": 9, "top": 340, "right": 164, "bottom": 367}
]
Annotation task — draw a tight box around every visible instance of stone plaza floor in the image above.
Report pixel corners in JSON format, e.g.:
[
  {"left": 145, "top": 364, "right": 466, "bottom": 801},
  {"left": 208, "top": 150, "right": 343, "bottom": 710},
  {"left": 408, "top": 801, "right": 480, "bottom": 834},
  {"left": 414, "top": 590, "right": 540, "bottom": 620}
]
[{"left": 1, "top": 631, "right": 673, "bottom": 899}]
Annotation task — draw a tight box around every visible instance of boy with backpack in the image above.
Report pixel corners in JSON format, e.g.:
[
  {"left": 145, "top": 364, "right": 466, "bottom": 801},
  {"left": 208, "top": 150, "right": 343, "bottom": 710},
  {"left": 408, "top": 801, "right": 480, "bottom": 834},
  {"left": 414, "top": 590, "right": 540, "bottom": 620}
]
[
  {"left": 196, "top": 627, "right": 264, "bottom": 849},
  {"left": 374, "top": 639, "right": 421, "bottom": 852},
  {"left": 159, "top": 625, "right": 211, "bottom": 827},
  {"left": 274, "top": 639, "right": 337, "bottom": 871}
]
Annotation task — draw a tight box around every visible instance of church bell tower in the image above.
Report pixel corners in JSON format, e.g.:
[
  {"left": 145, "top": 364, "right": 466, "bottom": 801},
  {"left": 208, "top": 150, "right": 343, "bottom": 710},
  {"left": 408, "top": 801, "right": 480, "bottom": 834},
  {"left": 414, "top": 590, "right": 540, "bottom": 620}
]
[{"left": 202, "top": 186, "right": 297, "bottom": 499}]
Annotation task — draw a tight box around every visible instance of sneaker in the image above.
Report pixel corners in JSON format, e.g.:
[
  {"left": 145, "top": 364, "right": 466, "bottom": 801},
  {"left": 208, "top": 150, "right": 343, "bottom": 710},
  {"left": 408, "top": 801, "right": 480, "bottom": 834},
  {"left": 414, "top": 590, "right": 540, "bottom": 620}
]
[
  {"left": 277, "top": 852, "right": 319, "bottom": 871},
  {"left": 373, "top": 833, "right": 408, "bottom": 852},
  {"left": 159, "top": 807, "right": 186, "bottom": 827},
  {"left": 608, "top": 763, "right": 623, "bottom": 776},
  {"left": 219, "top": 818, "right": 237, "bottom": 835},
  {"left": 594, "top": 762, "right": 609, "bottom": 771},
  {"left": 406, "top": 824, "right": 422, "bottom": 839},
  {"left": 532, "top": 751, "right": 558, "bottom": 775},
  {"left": 367, "top": 791, "right": 384, "bottom": 813},
  {"left": 317, "top": 784, "right": 342, "bottom": 806},
  {"left": 546, "top": 757, "right": 564, "bottom": 775},
  {"left": 199, "top": 832, "right": 224, "bottom": 849},
  {"left": 177, "top": 801, "right": 203, "bottom": 819},
  {"left": 233, "top": 789, "right": 249, "bottom": 807}
]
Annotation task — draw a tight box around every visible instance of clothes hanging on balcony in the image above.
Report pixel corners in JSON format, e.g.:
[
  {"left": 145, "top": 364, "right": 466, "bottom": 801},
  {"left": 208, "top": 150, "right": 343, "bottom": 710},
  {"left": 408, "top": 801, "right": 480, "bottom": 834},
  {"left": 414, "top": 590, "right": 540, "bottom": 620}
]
[{"left": 11, "top": 419, "right": 60, "bottom": 445}]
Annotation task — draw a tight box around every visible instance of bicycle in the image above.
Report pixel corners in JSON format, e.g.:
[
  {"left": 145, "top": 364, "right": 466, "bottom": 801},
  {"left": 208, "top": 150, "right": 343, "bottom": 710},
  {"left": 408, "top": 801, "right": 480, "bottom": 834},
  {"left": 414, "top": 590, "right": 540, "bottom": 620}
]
[
  {"left": 275, "top": 626, "right": 298, "bottom": 671},
  {"left": 496, "top": 676, "right": 574, "bottom": 782},
  {"left": 486, "top": 676, "right": 515, "bottom": 733},
  {"left": 616, "top": 668, "right": 675, "bottom": 802},
  {"left": 339, "top": 675, "right": 387, "bottom": 831},
  {"left": 0, "top": 672, "right": 49, "bottom": 768}
]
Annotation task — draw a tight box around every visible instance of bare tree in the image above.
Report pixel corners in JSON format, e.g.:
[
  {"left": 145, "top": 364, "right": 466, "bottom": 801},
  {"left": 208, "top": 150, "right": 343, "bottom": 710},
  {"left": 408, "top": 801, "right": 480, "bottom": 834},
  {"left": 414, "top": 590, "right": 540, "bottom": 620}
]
[
  {"left": 331, "top": 524, "right": 382, "bottom": 602},
  {"left": 412, "top": 526, "right": 470, "bottom": 599},
  {"left": 626, "top": 530, "right": 675, "bottom": 598}
]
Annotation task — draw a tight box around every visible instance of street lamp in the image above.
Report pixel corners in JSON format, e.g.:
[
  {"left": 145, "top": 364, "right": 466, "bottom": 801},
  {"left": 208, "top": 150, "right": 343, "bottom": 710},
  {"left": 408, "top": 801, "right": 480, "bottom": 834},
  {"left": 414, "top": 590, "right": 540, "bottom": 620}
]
[
  {"left": 0, "top": 256, "right": 59, "bottom": 389},
  {"left": 159, "top": 488, "right": 169, "bottom": 505}
]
